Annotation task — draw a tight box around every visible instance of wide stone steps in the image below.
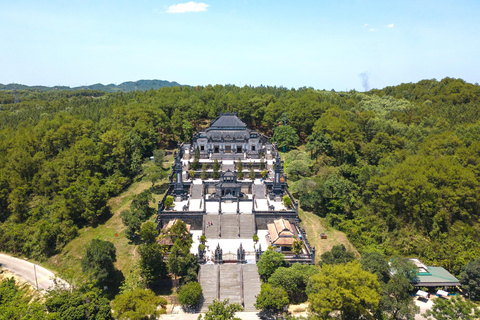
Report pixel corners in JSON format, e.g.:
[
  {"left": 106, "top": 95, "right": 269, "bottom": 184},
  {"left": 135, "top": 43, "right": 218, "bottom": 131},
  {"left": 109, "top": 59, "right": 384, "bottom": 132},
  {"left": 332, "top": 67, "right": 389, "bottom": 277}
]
[
  {"left": 199, "top": 264, "right": 261, "bottom": 313},
  {"left": 191, "top": 184, "right": 203, "bottom": 199},
  {"left": 204, "top": 215, "right": 220, "bottom": 239},
  {"left": 221, "top": 215, "right": 239, "bottom": 238},
  {"left": 204, "top": 214, "right": 255, "bottom": 239},
  {"left": 242, "top": 264, "right": 262, "bottom": 312},
  {"left": 199, "top": 264, "right": 218, "bottom": 312},
  {"left": 239, "top": 215, "right": 255, "bottom": 238},
  {"left": 219, "top": 264, "right": 242, "bottom": 305},
  {"left": 253, "top": 184, "right": 266, "bottom": 199}
]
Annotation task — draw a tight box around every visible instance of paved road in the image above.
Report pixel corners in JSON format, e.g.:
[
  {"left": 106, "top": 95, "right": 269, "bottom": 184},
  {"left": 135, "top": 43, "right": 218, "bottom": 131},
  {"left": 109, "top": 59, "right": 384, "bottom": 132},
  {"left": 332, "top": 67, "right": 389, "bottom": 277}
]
[
  {"left": 415, "top": 297, "right": 433, "bottom": 320},
  {"left": 0, "top": 253, "right": 60, "bottom": 292}
]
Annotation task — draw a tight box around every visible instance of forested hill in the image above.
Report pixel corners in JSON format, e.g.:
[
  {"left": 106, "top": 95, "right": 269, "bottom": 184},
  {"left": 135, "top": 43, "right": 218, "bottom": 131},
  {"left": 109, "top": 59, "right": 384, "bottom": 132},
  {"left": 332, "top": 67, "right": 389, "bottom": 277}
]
[
  {"left": 0, "top": 78, "right": 479, "bottom": 276},
  {"left": 0, "top": 79, "right": 184, "bottom": 92}
]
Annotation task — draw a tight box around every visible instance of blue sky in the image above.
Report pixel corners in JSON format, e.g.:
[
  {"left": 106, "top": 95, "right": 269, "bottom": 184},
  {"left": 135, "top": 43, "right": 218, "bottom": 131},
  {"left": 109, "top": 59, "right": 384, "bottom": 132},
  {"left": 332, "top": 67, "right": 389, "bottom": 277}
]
[{"left": 1, "top": 0, "right": 479, "bottom": 91}]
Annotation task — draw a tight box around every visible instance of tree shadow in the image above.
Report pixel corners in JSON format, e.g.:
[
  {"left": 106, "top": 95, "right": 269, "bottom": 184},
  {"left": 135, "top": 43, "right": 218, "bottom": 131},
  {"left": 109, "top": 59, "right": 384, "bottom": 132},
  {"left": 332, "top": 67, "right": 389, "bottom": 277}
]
[
  {"left": 104, "top": 269, "right": 125, "bottom": 299},
  {"left": 91, "top": 207, "right": 113, "bottom": 228},
  {"left": 150, "top": 279, "right": 174, "bottom": 296},
  {"left": 258, "top": 310, "right": 280, "bottom": 320},
  {"left": 151, "top": 182, "right": 169, "bottom": 195}
]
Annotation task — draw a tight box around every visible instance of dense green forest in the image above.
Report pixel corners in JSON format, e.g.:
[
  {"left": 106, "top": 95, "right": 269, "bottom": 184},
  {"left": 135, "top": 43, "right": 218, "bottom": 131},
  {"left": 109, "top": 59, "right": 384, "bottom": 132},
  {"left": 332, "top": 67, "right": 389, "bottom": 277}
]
[{"left": 0, "top": 77, "right": 479, "bottom": 276}]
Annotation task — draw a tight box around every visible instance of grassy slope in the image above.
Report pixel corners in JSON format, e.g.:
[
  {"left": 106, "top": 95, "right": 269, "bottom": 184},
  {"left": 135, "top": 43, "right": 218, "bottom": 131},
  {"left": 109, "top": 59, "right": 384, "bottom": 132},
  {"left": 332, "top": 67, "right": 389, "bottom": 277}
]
[
  {"left": 45, "top": 159, "right": 171, "bottom": 279},
  {"left": 298, "top": 209, "right": 359, "bottom": 262}
]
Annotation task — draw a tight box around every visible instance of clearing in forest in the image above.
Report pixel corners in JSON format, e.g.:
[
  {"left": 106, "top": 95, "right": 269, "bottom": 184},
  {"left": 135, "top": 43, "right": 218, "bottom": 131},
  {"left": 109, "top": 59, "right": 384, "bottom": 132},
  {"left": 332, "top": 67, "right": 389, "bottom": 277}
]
[{"left": 298, "top": 209, "right": 359, "bottom": 262}]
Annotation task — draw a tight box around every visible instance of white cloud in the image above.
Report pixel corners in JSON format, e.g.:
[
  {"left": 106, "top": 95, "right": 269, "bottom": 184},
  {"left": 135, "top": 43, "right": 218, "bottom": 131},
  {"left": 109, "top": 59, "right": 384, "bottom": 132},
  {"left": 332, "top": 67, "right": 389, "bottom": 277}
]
[
  {"left": 369, "top": 28, "right": 378, "bottom": 32},
  {"left": 362, "top": 23, "right": 368, "bottom": 27},
  {"left": 387, "top": 23, "right": 394, "bottom": 28},
  {"left": 166, "top": 2, "right": 209, "bottom": 13}
]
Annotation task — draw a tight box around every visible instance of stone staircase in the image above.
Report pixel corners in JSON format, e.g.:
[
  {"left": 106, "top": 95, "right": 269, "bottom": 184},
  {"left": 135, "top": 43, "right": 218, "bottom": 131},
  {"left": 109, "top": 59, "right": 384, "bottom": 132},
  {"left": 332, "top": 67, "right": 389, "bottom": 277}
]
[
  {"left": 204, "top": 214, "right": 255, "bottom": 239},
  {"left": 253, "top": 184, "right": 266, "bottom": 199},
  {"left": 199, "top": 264, "right": 218, "bottom": 312},
  {"left": 204, "top": 215, "right": 220, "bottom": 239},
  {"left": 221, "top": 214, "right": 239, "bottom": 238},
  {"left": 219, "top": 264, "right": 242, "bottom": 305},
  {"left": 199, "top": 264, "right": 261, "bottom": 313},
  {"left": 239, "top": 215, "right": 255, "bottom": 238},
  {"left": 191, "top": 184, "right": 203, "bottom": 199},
  {"left": 242, "top": 264, "right": 262, "bottom": 312}
]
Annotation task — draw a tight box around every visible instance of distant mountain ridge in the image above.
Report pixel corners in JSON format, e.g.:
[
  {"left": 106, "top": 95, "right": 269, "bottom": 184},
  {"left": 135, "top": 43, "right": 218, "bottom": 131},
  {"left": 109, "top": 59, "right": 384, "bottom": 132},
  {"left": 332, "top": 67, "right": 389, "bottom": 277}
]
[{"left": 0, "top": 79, "right": 185, "bottom": 92}]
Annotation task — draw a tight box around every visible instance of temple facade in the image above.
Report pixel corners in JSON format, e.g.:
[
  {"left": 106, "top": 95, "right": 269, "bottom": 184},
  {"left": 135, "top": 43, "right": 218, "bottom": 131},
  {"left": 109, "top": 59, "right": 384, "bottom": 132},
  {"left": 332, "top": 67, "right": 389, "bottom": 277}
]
[{"left": 190, "top": 113, "right": 265, "bottom": 159}]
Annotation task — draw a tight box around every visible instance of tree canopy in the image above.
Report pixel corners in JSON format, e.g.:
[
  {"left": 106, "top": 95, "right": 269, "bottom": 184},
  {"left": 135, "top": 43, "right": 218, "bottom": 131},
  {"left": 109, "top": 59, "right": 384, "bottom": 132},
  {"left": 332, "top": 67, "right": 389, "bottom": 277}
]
[
  {"left": 257, "top": 250, "right": 289, "bottom": 281},
  {"left": 177, "top": 281, "right": 203, "bottom": 310},
  {"left": 111, "top": 287, "right": 167, "bottom": 320},
  {"left": 199, "top": 299, "right": 243, "bottom": 320},
  {"left": 255, "top": 283, "right": 289, "bottom": 315},
  {"left": 307, "top": 261, "right": 381, "bottom": 320},
  {"left": 81, "top": 239, "right": 117, "bottom": 286}
]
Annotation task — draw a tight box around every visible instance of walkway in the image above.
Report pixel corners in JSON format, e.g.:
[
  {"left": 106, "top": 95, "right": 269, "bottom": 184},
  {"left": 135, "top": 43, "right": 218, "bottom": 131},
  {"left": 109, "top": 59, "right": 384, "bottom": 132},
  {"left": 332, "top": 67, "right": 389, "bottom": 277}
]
[
  {"left": 190, "top": 183, "right": 203, "bottom": 199},
  {"left": 253, "top": 184, "right": 266, "bottom": 199}
]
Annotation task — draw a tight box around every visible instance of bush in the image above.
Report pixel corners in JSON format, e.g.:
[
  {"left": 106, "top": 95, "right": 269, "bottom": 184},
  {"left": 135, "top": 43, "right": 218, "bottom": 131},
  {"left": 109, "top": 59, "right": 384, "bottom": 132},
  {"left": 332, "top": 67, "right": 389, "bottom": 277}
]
[
  {"left": 255, "top": 283, "right": 289, "bottom": 315},
  {"left": 178, "top": 281, "right": 203, "bottom": 310},
  {"left": 112, "top": 287, "right": 167, "bottom": 319},
  {"left": 261, "top": 170, "right": 268, "bottom": 179},
  {"left": 257, "top": 250, "right": 289, "bottom": 281},
  {"left": 164, "top": 195, "right": 174, "bottom": 209},
  {"left": 282, "top": 195, "right": 292, "bottom": 208}
]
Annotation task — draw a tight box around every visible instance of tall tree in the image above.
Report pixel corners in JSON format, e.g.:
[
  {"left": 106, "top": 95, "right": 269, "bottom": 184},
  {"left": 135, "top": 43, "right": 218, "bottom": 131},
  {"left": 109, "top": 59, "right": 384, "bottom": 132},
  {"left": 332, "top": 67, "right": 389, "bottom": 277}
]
[
  {"left": 272, "top": 125, "right": 299, "bottom": 151},
  {"left": 255, "top": 283, "right": 289, "bottom": 316},
  {"left": 307, "top": 261, "right": 381, "bottom": 320},
  {"left": 319, "top": 244, "right": 356, "bottom": 266},
  {"left": 460, "top": 258, "right": 480, "bottom": 300},
  {"left": 177, "top": 281, "right": 203, "bottom": 310},
  {"left": 257, "top": 250, "right": 289, "bottom": 281},
  {"left": 380, "top": 274, "right": 420, "bottom": 320},
  {"left": 361, "top": 252, "right": 391, "bottom": 284},
  {"left": 45, "top": 286, "right": 113, "bottom": 320},
  {"left": 268, "top": 263, "right": 319, "bottom": 303},
  {"left": 81, "top": 239, "right": 117, "bottom": 286}
]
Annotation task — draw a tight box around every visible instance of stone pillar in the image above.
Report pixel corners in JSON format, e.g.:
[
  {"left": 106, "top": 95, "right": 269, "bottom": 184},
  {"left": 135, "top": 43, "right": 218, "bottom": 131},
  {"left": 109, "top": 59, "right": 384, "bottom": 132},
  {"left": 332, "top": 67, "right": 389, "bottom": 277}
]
[
  {"left": 174, "top": 146, "right": 185, "bottom": 198},
  {"left": 198, "top": 244, "right": 205, "bottom": 264},
  {"left": 272, "top": 151, "right": 283, "bottom": 196},
  {"left": 237, "top": 243, "right": 246, "bottom": 264},
  {"left": 214, "top": 243, "right": 223, "bottom": 264},
  {"left": 256, "top": 244, "right": 263, "bottom": 262}
]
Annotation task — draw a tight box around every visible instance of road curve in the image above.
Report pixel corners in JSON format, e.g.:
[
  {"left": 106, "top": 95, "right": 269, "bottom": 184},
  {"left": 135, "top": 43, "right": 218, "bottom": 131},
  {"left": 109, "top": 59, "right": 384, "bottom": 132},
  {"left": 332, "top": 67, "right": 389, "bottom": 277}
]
[{"left": 0, "top": 253, "right": 60, "bottom": 292}]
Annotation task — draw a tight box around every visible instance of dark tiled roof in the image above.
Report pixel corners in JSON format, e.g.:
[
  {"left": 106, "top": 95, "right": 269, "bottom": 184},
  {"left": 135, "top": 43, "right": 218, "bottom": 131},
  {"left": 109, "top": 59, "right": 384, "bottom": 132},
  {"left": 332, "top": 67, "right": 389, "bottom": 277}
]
[
  {"left": 216, "top": 182, "right": 242, "bottom": 188},
  {"left": 209, "top": 113, "right": 247, "bottom": 130},
  {"left": 223, "top": 170, "right": 235, "bottom": 177}
]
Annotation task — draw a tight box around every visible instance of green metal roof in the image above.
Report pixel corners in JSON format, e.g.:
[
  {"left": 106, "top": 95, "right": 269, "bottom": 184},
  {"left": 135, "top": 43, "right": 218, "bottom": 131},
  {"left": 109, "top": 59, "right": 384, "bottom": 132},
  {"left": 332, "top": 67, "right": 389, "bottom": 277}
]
[{"left": 413, "top": 266, "right": 460, "bottom": 287}]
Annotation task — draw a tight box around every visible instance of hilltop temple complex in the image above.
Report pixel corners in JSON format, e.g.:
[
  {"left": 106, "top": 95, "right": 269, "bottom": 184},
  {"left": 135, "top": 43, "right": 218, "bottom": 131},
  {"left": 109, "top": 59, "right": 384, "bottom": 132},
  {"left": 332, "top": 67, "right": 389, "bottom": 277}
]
[{"left": 156, "top": 113, "right": 314, "bottom": 310}]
